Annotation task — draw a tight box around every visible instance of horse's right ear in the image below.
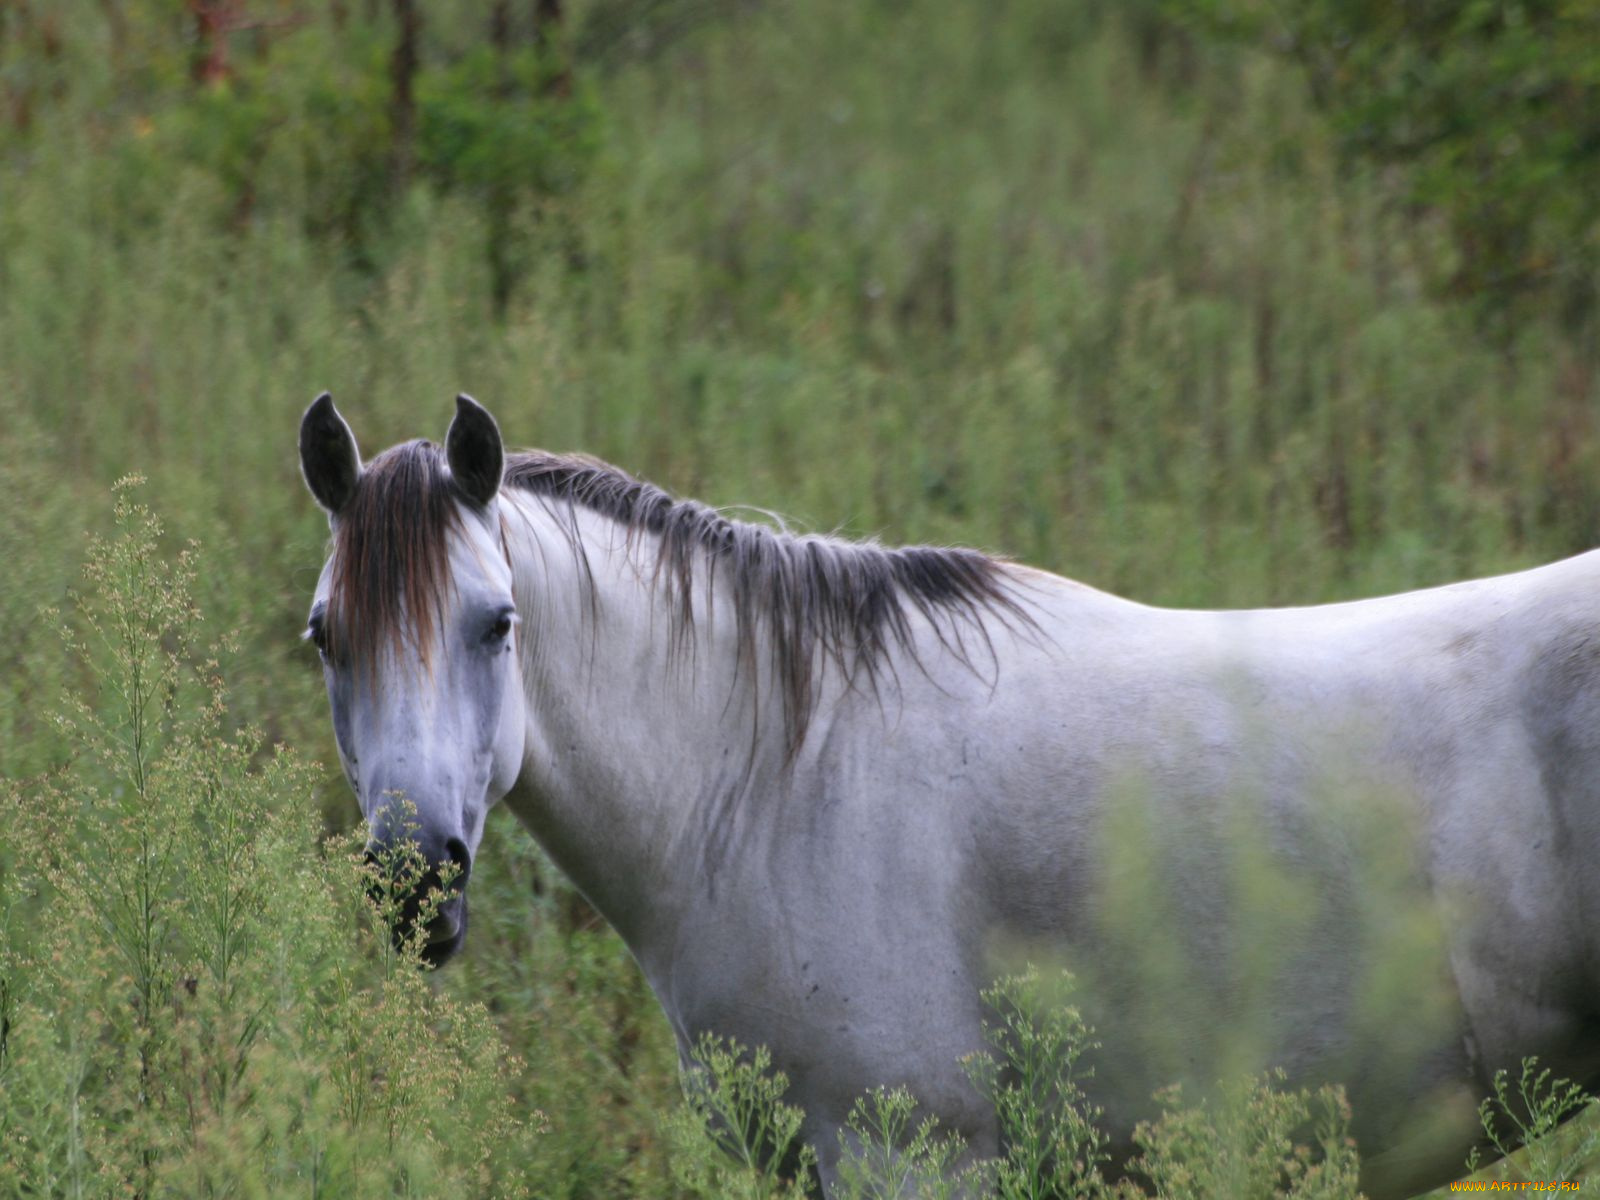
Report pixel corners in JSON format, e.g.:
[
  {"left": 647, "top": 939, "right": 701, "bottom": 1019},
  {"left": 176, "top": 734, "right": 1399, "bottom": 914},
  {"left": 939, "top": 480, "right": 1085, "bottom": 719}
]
[{"left": 299, "top": 392, "right": 362, "bottom": 516}]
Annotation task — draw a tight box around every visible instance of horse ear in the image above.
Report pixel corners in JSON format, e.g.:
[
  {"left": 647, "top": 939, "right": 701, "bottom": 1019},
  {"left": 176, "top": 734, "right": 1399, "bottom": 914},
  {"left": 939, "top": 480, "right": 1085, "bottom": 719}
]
[
  {"left": 446, "top": 393, "right": 504, "bottom": 508},
  {"left": 300, "top": 392, "right": 362, "bottom": 516}
]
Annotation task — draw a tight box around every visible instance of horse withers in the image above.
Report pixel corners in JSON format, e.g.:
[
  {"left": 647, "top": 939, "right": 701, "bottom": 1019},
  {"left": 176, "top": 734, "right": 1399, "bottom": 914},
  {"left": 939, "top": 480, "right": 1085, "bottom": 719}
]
[{"left": 300, "top": 393, "right": 1600, "bottom": 1196}]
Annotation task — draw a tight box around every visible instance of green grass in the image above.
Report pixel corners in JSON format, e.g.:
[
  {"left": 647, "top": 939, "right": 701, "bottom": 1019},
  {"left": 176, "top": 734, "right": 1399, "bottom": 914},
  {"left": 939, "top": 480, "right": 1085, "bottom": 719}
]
[{"left": 3, "top": 0, "right": 1600, "bottom": 1194}]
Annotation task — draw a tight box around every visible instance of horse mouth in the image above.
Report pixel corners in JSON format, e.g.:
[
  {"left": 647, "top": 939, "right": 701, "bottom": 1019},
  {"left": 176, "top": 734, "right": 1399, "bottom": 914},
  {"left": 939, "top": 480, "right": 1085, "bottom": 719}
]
[{"left": 419, "top": 895, "right": 469, "bottom": 968}]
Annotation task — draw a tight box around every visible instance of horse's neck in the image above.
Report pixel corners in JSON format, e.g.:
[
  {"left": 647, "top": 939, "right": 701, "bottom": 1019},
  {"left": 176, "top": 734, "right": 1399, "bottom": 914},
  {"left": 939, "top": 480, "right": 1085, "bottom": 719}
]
[{"left": 499, "top": 492, "right": 782, "bottom": 958}]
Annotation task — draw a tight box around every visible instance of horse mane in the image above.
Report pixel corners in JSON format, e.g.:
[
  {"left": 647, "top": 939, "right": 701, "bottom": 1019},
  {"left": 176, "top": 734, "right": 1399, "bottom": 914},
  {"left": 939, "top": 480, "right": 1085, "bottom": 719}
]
[
  {"left": 325, "top": 439, "right": 1027, "bottom": 750},
  {"left": 502, "top": 450, "right": 1028, "bottom": 754}
]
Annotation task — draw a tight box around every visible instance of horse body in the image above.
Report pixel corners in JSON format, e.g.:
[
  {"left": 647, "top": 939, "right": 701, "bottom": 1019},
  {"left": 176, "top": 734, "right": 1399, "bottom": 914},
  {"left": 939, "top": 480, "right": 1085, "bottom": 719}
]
[
  {"left": 508, "top": 504, "right": 1600, "bottom": 1191},
  {"left": 300, "top": 395, "right": 1600, "bottom": 1197}
]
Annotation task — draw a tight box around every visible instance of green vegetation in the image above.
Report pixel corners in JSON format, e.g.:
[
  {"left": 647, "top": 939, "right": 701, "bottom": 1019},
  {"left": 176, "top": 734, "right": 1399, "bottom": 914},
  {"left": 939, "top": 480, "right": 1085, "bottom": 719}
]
[
  {"left": 1168, "top": 0, "right": 1600, "bottom": 322},
  {"left": 963, "top": 969, "right": 1113, "bottom": 1199},
  {"left": 677, "top": 971, "right": 1367, "bottom": 1200},
  {"left": 0, "top": 489, "right": 540, "bottom": 1196},
  {"left": 1468, "top": 1061, "right": 1600, "bottom": 1187},
  {"left": 669, "top": 1035, "right": 816, "bottom": 1198},
  {"left": 4, "top": 0, "right": 1600, "bottom": 1194}
]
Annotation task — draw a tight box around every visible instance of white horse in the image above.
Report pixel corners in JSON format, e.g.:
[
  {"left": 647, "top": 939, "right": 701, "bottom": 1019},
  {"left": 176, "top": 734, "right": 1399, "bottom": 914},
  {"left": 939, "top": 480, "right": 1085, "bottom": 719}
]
[{"left": 299, "top": 393, "right": 1600, "bottom": 1196}]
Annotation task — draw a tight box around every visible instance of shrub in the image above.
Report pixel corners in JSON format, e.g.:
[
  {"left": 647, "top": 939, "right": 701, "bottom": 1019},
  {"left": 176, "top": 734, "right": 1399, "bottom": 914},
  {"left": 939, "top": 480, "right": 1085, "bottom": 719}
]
[
  {"left": 1468, "top": 1058, "right": 1600, "bottom": 1185},
  {"left": 963, "top": 967, "right": 1115, "bottom": 1199},
  {"left": 667, "top": 1032, "right": 817, "bottom": 1198},
  {"left": 1129, "top": 1073, "right": 1362, "bottom": 1200},
  {"left": 0, "top": 481, "right": 539, "bottom": 1197},
  {"left": 669, "top": 970, "right": 1368, "bottom": 1199},
  {"left": 1168, "top": 0, "right": 1600, "bottom": 323},
  {"left": 835, "top": 1086, "right": 971, "bottom": 1199}
]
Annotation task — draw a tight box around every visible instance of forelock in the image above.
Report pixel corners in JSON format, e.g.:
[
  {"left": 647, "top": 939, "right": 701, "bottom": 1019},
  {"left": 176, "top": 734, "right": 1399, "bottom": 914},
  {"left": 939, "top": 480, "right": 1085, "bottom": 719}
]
[{"left": 326, "top": 440, "right": 464, "bottom": 675}]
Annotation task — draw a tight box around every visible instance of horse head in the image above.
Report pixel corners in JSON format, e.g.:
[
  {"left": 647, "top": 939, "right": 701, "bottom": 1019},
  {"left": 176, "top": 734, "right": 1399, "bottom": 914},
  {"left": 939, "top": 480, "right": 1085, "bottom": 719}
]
[{"left": 299, "top": 393, "right": 526, "bottom": 966}]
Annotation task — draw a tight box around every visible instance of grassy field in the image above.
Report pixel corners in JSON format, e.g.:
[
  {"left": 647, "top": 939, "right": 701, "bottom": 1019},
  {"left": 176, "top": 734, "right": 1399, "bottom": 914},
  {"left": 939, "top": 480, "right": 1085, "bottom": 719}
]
[{"left": 3, "top": 0, "right": 1599, "bottom": 1194}]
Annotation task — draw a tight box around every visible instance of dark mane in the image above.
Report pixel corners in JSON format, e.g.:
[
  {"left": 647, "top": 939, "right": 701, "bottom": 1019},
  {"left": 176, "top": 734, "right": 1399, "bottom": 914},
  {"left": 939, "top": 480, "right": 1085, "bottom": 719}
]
[
  {"left": 326, "top": 441, "right": 1026, "bottom": 751},
  {"left": 502, "top": 451, "right": 1026, "bottom": 753},
  {"left": 326, "top": 440, "right": 464, "bottom": 675}
]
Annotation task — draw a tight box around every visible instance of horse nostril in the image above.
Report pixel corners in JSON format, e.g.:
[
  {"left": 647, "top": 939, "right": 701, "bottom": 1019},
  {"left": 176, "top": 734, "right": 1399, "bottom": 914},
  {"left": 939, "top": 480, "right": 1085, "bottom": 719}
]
[{"left": 444, "top": 837, "right": 471, "bottom": 889}]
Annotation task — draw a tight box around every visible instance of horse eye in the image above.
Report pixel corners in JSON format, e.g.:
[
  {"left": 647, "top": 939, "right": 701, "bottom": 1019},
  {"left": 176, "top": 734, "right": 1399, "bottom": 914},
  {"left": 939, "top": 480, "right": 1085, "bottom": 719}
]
[
  {"left": 486, "top": 612, "right": 515, "bottom": 643},
  {"left": 306, "top": 618, "right": 328, "bottom": 655}
]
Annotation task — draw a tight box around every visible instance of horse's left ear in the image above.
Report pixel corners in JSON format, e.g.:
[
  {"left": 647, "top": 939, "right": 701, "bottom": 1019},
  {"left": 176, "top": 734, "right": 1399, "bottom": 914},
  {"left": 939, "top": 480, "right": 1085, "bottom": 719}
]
[{"left": 446, "top": 393, "right": 504, "bottom": 508}]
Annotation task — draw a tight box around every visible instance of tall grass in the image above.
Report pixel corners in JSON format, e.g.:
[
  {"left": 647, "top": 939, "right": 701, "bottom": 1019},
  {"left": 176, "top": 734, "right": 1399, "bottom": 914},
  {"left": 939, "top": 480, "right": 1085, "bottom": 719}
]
[
  {"left": 4, "top": 0, "right": 1600, "bottom": 1194},
  {"left": 0, "top": 487, "right": 542, "bottom": 1196}
]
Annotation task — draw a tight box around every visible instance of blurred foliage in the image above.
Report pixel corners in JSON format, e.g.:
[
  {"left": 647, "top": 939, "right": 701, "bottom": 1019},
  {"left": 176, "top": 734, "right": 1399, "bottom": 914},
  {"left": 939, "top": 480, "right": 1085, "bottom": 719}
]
[
  {"left": 420, "top": 44, "right": 601, "bottom": 199},
  {"left": 1, "top": 1, "right": 600, "bottom": 286},
  {"left": 669, "top": 977, "right": 1376, "bottom": 1200},
  {"left": 1167, "top": 0, "right": 1600, "bottom": 322},
  {"left": 3, "top": 0, "right": 1600, "bottom": 1194},
  {"left": 147, "top": 26, "right": 395, "bottom": 240},
  {"left": 1130, "top": 1072, "right": 1364, "bottom": 1200}
]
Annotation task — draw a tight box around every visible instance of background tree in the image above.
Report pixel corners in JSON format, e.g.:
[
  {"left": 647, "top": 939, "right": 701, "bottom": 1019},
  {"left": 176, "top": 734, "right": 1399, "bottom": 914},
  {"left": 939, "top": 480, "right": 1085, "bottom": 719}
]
[{"left": 1168, "top": 0, "right": 1600, "bottom": 329}]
